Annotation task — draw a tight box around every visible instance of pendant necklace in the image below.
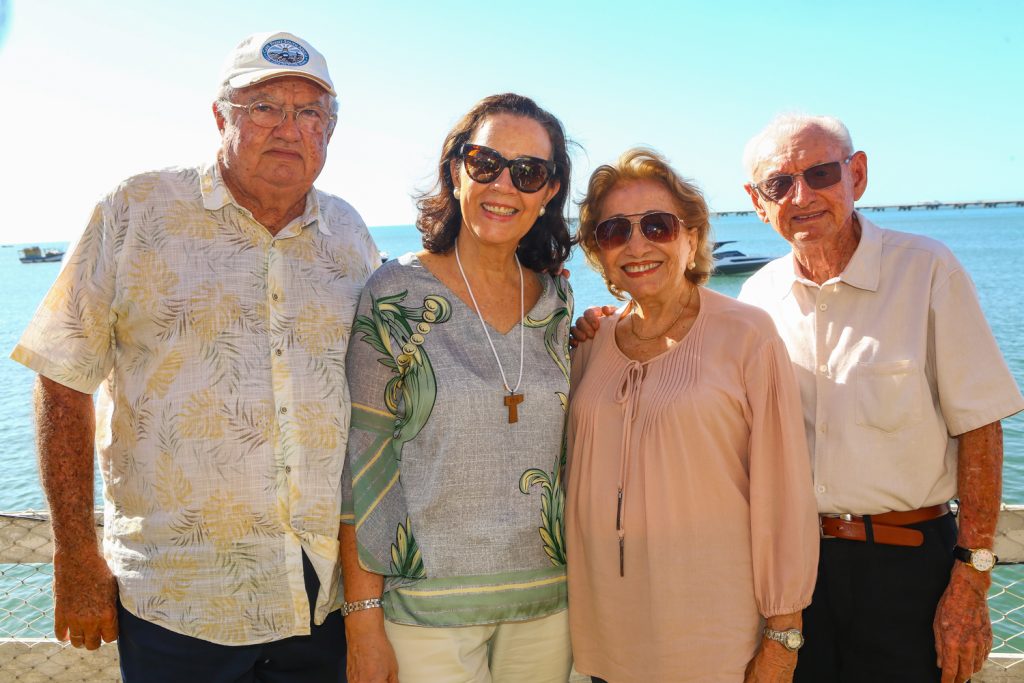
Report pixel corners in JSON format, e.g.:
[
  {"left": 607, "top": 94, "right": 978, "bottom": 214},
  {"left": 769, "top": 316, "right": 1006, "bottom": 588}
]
[{"left": 455, "top": 242, "right": 526, "bottom": 424}]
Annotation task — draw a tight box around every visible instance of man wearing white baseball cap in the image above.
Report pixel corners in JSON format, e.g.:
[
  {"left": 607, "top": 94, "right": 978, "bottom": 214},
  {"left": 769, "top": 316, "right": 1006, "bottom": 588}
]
[
  {"left": 221, "top": 31, "right": 337, "bottom": 96},
  {"left": 13, "top": 31, "right": 377, "bottom": 682}
]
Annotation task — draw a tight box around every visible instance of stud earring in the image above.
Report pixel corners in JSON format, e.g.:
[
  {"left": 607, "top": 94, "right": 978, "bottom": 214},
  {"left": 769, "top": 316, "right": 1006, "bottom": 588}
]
[
  {"left": 453, "top": 187, "right": 461, "bottom": 199},
  {"left": 688, "top": 261, "right": 696, "bottom": 270},
  {"left": 539, "top": 205, "right": 546, "bottom": 217}
]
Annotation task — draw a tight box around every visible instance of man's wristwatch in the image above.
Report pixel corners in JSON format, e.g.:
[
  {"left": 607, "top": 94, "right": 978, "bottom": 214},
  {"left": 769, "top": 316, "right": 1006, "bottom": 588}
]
[
  {"left": 763, "top": 627, "right": 804, "bottom": 651},
  {"left": 953, "top": 545, "right": 998, "bottom": 572},
  {"left": 340, "top": 597, "right": 383, "bottom": 617}
]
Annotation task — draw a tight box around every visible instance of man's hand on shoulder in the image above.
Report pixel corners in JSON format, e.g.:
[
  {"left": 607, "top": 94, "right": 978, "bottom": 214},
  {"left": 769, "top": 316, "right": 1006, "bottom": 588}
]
[
  {"left": 569, "top": 305, "right": 617, "bottom": 348},
  {"left": 934, "top": 561, "right": 992, "bottom": 683}
]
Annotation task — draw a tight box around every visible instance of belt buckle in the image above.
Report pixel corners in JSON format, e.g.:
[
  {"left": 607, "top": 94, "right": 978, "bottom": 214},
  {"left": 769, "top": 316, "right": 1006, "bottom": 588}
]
[{"left": 819, "top": 513, "right": 854, "bottom": 539}]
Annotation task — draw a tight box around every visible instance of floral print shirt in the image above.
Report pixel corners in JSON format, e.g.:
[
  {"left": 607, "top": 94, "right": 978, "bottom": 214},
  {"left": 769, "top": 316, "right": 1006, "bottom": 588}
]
[
  {"left": 12, "top": 162, "right": 378, "bottom": 645},
  {"left": 342, "top": 254, "right": 572, "bottom": 626}
]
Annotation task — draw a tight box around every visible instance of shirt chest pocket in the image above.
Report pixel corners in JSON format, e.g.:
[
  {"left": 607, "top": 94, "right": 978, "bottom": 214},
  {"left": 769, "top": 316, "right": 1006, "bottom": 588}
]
[{"left": 854, "top": 360, "right": 924, "bottom": 434}]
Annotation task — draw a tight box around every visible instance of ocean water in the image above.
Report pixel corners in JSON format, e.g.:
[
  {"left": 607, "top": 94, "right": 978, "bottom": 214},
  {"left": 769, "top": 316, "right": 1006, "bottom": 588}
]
[{"left": 1, "top": 206, "right": 1022, "bottom": 511}]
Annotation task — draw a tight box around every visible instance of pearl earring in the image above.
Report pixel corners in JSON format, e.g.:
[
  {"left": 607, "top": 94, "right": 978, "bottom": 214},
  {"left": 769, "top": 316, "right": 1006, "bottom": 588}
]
[
  {"left": 539, "top": 205, "right": 546, "bottom": 217},
  {"left": 454, "top": 187, "right": 461, "bottom": 199},
  {"left": 688, "top": 261, "right": 696, "bottom": 270}
]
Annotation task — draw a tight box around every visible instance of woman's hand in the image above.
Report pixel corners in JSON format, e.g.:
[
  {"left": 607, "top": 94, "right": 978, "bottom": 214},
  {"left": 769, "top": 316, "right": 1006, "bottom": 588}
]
[
  {"left": 743, "top": 642, "right": 797, "bottom": 683},
  {"left": 745, "top": 612, "right": 802, "bottom": 683},
  {"left": 345, "top": 610, "right": 399, "bottom": 683},
  {"left": 340, "top": 524, "right": 397, "bottom": 682}
]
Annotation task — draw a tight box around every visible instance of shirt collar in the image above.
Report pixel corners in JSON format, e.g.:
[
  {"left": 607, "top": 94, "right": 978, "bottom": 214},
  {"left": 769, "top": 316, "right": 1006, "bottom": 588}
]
[
  {"left": 834, "top": 211, "right": 881, "bottom": 292},
  {"left": 199, "top": 161, "right": 330, "bottom": 236}
]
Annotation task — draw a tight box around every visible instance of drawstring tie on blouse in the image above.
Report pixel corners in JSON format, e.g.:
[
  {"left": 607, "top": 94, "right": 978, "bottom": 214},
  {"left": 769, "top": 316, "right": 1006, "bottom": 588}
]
[{"left": 614, "top": 359, "right": 644, "bottom": 577}]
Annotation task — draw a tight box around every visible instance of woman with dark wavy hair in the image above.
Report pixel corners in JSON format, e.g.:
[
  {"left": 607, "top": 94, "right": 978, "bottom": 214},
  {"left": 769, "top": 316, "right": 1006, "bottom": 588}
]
[
  {"left": 340, "top": 93, "right": 574, "bottom": 683},
  {"left": 416, "top": 94, "right": 573, "bottom": 270}
]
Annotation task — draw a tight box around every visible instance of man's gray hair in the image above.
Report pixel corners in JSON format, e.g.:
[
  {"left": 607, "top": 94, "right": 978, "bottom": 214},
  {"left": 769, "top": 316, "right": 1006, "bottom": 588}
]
[
  {"left": 214, "top": 83, "right": 340, "bottom": 120},
  {"left": 742, "top": 113, "right": 853, "bottom": 178}
]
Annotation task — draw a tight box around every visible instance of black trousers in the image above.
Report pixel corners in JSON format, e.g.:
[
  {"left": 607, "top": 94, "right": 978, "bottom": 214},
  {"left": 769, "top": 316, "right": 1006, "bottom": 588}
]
[
  {"left": 794, "top": 513, "right": 958, "bottom": 683},
  {"left": 117, "top": 552, "right": 346, "bottom": 683}
]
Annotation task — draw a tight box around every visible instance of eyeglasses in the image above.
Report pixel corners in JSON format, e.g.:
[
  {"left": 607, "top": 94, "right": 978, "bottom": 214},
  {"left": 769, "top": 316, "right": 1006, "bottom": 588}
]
[
  {"left": 221, "top": 100, "right": 334, "bottom": 134},
  {"left": 459, "top": 143, "right": 555, "bottom": 193},
  {"left": 750, "top": 155, "right": 854, "bottom": 202},
  {"left": 594, "top": 211, "right": 683, "bottom": 251}
]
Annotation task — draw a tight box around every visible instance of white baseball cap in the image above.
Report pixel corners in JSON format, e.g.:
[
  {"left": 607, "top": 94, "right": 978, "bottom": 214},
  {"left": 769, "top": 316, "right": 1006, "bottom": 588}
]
[{"left": 220, "top": 32, "right": 335, "bottom": 97}]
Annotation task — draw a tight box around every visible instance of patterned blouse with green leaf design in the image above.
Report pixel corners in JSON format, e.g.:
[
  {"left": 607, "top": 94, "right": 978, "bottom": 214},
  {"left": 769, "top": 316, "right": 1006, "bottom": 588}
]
[{"left": 341, "top": 253, "right": 572, "bottom": 626}]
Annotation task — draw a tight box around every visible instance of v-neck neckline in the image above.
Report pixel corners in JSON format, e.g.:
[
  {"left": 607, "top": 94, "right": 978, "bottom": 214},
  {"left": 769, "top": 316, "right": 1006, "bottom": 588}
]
[{"left": 406, "top": 252, "right": 550, "bottom": 337}]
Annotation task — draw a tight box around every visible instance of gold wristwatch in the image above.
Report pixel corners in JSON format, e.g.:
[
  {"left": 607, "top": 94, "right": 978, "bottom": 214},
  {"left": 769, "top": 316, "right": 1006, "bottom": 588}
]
[{"left": 953, "top": 546, "right": 997, "bottom": 572}]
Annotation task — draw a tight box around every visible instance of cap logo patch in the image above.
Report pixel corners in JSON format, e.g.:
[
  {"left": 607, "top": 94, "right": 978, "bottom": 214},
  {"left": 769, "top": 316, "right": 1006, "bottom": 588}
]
[{"left": 262, "top": 39, "right": 309, "bottom": 66}]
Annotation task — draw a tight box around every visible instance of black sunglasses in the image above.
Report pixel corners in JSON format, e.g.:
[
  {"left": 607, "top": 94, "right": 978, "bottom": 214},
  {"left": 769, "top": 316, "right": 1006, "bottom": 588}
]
[
  {"left": 751, "top": 155, "right": 854, "bottom": 202},
  {"left": 459, "top": 143, "right": 556, "bottom": 194},
  {"left": 594, "top": 211, "right": 683, "bottom": 251}
]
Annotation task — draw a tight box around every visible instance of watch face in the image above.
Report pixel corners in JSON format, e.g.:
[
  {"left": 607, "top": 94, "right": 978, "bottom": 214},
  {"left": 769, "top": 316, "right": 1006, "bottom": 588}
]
[
  {"left": 784, "top": 631, "right": 804, "bottom": 650},
  {"left": 972, "top": 549, "right": 996, "bottom": 572}
]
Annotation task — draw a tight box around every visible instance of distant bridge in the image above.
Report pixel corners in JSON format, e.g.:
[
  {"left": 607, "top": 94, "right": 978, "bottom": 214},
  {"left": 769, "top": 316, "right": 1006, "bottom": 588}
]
[{"left": 715, "top": 199, "right": 1024, "bottom": 218}]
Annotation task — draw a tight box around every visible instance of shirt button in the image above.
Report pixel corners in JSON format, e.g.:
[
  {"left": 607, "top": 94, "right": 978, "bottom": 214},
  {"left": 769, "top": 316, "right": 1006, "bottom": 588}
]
[
  {"left": 272, "top": 293, "right": 279, "bottom": 301},
  {"left": 816, "top": 485, "right": 827, "bottom": 494},
  {"left": 280, "top": 406, "right": 288, "bottom": 414},
  {"left": 819, "top": 423, "right": 827, "bottom": 433},
  {"left": 819, "top": 303, "right": 828, "bottom": 311},
  {"left": 285, "top": 465, "right": 292, "bottom": 474},
  {"left": 275, "top": 349, "right": 283, "bottom": 356},
  {"left": 818, "top": 364, "right": 828, "bottom": 374}
]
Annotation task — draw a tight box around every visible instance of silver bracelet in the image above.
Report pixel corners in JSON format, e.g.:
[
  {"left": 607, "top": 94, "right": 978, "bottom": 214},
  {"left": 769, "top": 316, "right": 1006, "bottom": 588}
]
[{"left": 340, "top": 597, "right": 383, "bottom": 617}]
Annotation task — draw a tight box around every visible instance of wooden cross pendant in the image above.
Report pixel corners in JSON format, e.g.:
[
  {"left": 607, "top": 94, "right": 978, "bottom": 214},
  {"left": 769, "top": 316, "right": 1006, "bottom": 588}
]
[{"left": 504, "top": 392, "right": 524, "bottom": 424}]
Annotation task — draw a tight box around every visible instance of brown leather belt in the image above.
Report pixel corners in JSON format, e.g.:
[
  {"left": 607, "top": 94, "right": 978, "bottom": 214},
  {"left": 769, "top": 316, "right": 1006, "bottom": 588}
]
[{"left": 820, "top": 503, "right": 951, "bottom": 547}]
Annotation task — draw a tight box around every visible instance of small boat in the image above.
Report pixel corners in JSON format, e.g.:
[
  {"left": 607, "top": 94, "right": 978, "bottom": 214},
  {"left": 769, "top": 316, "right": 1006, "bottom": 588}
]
[
  {"left": 711, "top": 241, "right": 773, "bottom": 276},
  {"left": 18, "top": 246, "right": 65, "bottom": 263},
  {"left": 380, "top": 251, "right": 390, "bottom": 263}
]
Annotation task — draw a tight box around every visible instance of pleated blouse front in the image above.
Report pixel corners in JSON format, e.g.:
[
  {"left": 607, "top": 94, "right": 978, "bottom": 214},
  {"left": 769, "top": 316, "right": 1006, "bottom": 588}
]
[{"left": 565, "top": 288, "right": 819, "bottom": 683}]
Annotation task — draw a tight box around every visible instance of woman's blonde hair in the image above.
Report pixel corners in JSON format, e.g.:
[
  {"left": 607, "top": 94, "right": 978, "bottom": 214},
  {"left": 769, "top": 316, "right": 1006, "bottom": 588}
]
[{"left": 576, "top": 147, "right": 713, "bottom": 299}]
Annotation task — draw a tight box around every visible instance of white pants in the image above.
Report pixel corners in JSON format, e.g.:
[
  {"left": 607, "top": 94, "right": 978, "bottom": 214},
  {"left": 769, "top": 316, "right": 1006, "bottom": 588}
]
[{"left": 384, "top": 610, "right": 573, "bottom": 683}]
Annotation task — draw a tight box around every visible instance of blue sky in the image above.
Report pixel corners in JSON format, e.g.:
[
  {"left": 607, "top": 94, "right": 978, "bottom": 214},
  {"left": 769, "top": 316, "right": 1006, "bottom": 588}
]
[{"left": 1, "top": 0, "right": 1021, "bottom": 242}]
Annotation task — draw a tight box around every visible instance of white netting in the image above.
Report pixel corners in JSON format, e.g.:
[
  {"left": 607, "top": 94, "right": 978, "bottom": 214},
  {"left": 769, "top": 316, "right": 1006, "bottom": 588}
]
[
  {"left": 1, "top": 510, "right": 1023, "bottom": 682},
  {"left": 0, "top": 512, "right": 118, "bottom": 682}
]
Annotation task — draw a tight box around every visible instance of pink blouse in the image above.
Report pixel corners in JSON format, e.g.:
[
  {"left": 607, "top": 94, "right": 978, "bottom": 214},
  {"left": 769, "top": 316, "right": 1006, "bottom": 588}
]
[{"left": 566, "top": 288, "right": 819, "bottom": 682}]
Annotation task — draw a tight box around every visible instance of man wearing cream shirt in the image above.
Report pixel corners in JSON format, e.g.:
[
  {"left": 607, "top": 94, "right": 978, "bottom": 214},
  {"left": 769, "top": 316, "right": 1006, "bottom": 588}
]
[{"left": 738, "top": 114, "right": 1024, "bottom": 683}]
